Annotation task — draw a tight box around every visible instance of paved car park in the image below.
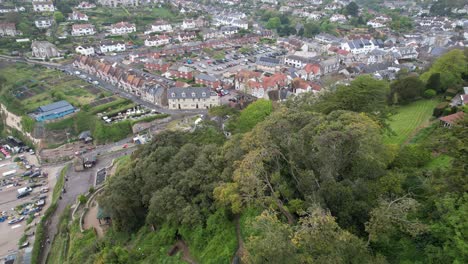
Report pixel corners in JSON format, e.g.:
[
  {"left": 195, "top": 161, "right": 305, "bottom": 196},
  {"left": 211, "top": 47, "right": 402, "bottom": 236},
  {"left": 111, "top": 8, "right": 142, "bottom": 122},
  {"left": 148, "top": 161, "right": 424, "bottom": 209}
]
[{"left": 0, "top": 153, "right": 56, "bottom": 257}]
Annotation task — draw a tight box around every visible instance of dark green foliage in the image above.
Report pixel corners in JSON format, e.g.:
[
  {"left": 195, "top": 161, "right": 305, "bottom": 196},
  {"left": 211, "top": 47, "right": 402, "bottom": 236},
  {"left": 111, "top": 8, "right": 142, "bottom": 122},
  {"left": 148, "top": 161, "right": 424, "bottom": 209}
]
[
  {"left": 346, "top": 2, "right": 359, "bottom": 17},
  {"left": 389, "top": 76, "right": 425, "bottom": 105},
  {"left": 295, "top": 75, "right": 390, "bottom": 127},
  {"left": 433, "top": 102, "right": 449, "bottom": 117},
  {"left": 392, "top": 144, "right": 431, "bottom": 168},
  {"left": 426, "top": 73, "right": 442, "bottom": 93}
]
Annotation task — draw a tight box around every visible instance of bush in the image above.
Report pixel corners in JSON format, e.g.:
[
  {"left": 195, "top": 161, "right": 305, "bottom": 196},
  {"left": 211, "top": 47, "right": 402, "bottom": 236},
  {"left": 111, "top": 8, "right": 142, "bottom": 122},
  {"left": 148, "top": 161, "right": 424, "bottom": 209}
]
[
  {"left": 21, "top": 116, "right": 36, "bottom": 133},
  {"left": 423, "top": 89, "right": 436, "bottom": 98},
  {"left": 433, "top": 102, "right": 449, "bottom": 117},
  {"left": 89, "top": 186, "right": 95, "bottom": 194},
  {"left": 443, "top": 107, "right": 454, "bottom": 116},
  {"left": 78, "top": 195, "right": 87, "bottom": 205}
]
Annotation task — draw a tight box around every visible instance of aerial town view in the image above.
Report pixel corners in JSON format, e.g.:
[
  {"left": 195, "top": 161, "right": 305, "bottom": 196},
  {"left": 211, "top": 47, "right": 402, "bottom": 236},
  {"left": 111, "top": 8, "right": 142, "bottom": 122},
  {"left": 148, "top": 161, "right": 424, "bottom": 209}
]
[{"left": 0, "top": 0, "right": 466, "bottom": 263}]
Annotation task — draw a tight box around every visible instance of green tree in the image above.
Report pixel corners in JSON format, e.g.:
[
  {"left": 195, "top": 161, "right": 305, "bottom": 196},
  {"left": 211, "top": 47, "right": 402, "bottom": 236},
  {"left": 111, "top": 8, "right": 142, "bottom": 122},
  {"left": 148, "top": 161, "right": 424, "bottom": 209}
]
[
  {"left": 266, "top": 17, "right": 281, "bottom": 29},
  {"left": 420, "top": 49, "right": 468, "bottom": 91},
  {"left": 365, "top": 197, "right": 427, "bottom": 246},
  {"left": 428, "top": 193, "right": 468, "bottom": 263},
  {"left": 425, "top": 73, "right": 442, "bottom": 93},
  {"left": 303, "top": 75, "right": 390, "bottom": 126},
  {"left": 54, "top": 11, "right": 65, "bottom": 23},
  {"left": 303, "top": 22, "right": 320, "bottom": 37},
  {"left": 346, "top": 2, "right": 359, "bottom": 17},
  {"left": 244, "top": 211, "right": 297, "bottom": 264},
  {"left": 389, "top": 75, "right": 425, "bottom": 104}
]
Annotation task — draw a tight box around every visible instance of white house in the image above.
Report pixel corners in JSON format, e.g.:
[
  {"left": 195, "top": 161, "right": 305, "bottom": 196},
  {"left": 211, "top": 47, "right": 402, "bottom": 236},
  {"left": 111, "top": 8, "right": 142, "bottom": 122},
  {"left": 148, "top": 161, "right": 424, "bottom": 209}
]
[
  {"left": 341, "top": 38, "right": 376, "bottom": 54},
  {"left": 330, "top": 14, "right": 347, "bottom": 23},
  {"left": 68, "top": 11, "right": 88, "bottom": 21},
  {"left": 110, "top": 22, "right": 136, "bottom": 35},
  {"left": 71, "top": 24, "right": 95, "bottom": 36},
  {"left": 76, "top": 2, "right": 96, "bottom": 9},
  {"left": 0, "top": 23, "right": 19, "bottom": 37},
  {"left": 367, "top": 20, "right": 385, "bottom": 28},
  {"left": 33, "top": 1, "right": 55, "bottom": 12},
  {"left": 144, "top": 35, "right": 170, "bottom": 47},
  {"left": 75, "top": 45, "right": 95, "bottom": 56},
  {"left": 168, "top": 87, "right": 220, "bottom": 110},
  {"left": 220, "top": 26, "right": 238, "bottom": 36},
  {"left": 181, "top": 19, "right": 196, "bottom": 30},
  {"left": 284, "top": 55, "right": 314, "bottom": 68},
  {"left": 34, "top": 18, "right": 53, "bottom": 29},
  {"left": 145, "top": 20, "right": 172, "bottom": 34},
  {"left": 177, "top": 32, "right": 196, "bottom": 42},
  {"left": 99, "top": 41, "right": 126, "bottom": 53}
]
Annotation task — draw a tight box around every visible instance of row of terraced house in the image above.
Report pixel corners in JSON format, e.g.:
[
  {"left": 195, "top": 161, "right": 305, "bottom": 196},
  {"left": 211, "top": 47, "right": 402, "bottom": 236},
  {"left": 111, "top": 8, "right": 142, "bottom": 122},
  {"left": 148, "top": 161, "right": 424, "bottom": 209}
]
[{"left": 73, "top": 55, "right": 168, "bottom": 107}]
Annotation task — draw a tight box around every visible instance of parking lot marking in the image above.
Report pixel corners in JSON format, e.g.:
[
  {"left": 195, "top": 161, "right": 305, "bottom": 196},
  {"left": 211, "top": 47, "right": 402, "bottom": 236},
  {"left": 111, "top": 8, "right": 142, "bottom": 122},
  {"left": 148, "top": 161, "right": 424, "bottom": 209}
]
[{"left": 11, "top": 224, "right": 21, "bottom": 229}]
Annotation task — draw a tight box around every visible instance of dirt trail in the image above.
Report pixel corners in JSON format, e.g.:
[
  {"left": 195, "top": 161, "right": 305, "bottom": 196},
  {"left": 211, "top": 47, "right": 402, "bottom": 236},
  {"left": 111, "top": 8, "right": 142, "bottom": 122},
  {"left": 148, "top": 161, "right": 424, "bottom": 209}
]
[
  {"left": 169, "top": 240, "right": 197, "bottom": 264},
  {"left": 82, "top": 201, "right": 104, "bottom": 238},
  {"left": 232, "top": 215, "right": 246, "bottom": 264}
]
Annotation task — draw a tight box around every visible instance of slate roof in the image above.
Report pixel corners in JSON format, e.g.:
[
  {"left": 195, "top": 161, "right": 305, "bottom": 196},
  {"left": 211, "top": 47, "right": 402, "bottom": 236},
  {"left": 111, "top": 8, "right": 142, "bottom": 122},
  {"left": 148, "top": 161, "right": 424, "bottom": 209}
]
[
  {"left": 168, "top": 87, "right": 215, "bottom": 99},
  {"left": 257, "top": 56, "right": 280, "bottom": 66},
  {"left": 38, "top": 100, "right": 73, "bottom": 113},
  {"left": 196, "top": 73, "right": 218, "bottom": 82}
]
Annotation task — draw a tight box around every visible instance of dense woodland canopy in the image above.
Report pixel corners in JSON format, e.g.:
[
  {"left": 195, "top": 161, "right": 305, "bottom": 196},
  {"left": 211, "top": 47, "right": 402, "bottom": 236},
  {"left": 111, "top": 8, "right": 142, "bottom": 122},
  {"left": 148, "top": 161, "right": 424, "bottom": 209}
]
[{"left": 62, "top": 49, "right": 468, "bottom": 263}]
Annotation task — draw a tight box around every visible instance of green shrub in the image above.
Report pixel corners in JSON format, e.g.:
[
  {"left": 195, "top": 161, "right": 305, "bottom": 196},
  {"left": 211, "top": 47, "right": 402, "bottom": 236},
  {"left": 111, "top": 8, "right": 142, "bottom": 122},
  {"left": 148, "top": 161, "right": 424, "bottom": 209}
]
[
  {"left": 423, "top": 89, "right": 436, "bottom": 99},
  {"left": 21, "top": 116, "right": 36, "bottom": 133},
  {"left": 78, "top": 195, "right": 87, "bottom": 205},
  {"left": 433, "top": 102, "right": 449, "bottom": 117}
]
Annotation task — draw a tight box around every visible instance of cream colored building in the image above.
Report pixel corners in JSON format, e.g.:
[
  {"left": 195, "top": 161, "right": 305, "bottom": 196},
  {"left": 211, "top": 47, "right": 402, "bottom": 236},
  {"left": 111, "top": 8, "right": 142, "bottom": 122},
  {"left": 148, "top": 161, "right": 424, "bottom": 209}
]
[{"left": 168, "top": 87, "right": 220, "bottom": 110}]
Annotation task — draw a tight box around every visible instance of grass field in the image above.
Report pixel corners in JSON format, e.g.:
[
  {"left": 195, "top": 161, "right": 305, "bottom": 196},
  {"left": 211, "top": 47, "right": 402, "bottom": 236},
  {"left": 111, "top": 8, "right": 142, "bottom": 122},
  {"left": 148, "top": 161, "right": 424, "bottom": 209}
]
[
  {"left": 0, "top": 63, "right": 108, "bottom": 115},
  {"left": 85, "top": 6, "right": 177, "bottom": 28},
  {"left": 384, "top": 100, "right": 439, "bottom": 145}
]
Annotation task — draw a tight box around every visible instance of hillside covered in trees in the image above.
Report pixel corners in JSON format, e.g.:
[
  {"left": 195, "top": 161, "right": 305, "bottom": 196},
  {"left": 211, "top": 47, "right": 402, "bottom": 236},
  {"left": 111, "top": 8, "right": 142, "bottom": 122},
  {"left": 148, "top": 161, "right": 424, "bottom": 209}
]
[{"left": 53, "top": 49, "right": 468, "bottom": 264}]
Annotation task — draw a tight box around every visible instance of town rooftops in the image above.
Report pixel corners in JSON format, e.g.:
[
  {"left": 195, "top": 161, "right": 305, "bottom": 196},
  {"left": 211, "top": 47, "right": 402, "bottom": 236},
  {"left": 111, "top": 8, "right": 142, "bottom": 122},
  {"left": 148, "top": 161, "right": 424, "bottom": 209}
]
[
  {"left": 111, "top": 21, "right": 135, "bottom": 29},
  {"left": 257, "top": 56, "right": 280, "bottom": 66},
  {"left": 168, "top": 87, "right": 215, "bottom": 99},
  {"left": 196, "top": 73, "right": 218, "bottom": 82}
]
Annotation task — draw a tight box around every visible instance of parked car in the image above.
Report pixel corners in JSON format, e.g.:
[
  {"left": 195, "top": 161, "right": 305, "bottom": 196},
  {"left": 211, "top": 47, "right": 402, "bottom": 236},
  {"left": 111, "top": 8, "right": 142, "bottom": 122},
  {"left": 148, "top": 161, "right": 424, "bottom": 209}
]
[
  {"left": 19, "top": 241, "right": 29, "bottom": 249},
  {"left": 30, "top": 171, "right": 41, "bottom": 178},
  {"left": 8, "top": 216, "right": 25, "bottom": 225}
]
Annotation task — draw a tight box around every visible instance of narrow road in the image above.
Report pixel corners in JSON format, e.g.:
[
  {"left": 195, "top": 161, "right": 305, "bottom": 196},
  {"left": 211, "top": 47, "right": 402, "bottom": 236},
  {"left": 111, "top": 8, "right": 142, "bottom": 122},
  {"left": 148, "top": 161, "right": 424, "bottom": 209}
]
[{"left": 40, "top": 149, "right": 133, "bottom": 264}]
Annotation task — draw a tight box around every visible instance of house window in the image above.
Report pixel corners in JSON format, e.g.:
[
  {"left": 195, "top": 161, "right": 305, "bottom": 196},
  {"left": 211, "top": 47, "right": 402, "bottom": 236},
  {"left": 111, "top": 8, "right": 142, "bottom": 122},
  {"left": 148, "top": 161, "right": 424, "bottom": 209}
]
[
  {"left": 181, "top": 92, "right": 186, "bottom": 97},
  {"left": 202, "top": 92, "right": 206, "bottom": 97},
  {"left": 192, "top": 92, "right": 196, "bottom": 97},
  {"left": 171, "top": 93, "right": 176, "bottom": 97}
]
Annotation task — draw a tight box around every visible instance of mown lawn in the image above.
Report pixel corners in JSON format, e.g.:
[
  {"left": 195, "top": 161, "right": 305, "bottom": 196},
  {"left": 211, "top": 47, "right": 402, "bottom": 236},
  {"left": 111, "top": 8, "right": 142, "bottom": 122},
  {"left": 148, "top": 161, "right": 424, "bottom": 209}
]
[{"left": 384, "top": 100, "right": 439, "bottom": 145}]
